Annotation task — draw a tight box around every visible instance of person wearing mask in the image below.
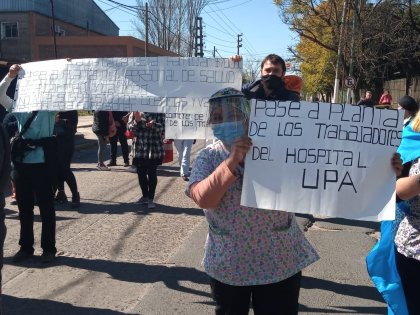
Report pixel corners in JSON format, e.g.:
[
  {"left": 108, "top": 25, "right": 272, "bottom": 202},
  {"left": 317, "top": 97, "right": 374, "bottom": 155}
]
[
  {"left": 107, "top": 111, "right": 130, "bottom": 167},
  {"left": 129, "top": 112, "right": 165, "bottom": 209},
  {"left": 233, "top": 54, "right": 302, "bottom": 102},
  {"left": 186, "top": 87, "right": 319, "bottom": 314},
  {"left": 357, "top": 91, "right": 375, "bottom": 107},
  {"left": 0, "top": 64, "right": 57, "bottom": 263},
  {"left": 54, "top": 110, "right": 80, "bottom": 208}
]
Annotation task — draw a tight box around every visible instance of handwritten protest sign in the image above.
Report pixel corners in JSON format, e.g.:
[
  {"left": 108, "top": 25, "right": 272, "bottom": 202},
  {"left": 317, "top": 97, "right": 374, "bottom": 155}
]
[
  {"left": 13, "top": 57, "right": 242, "bottom": 139},
  {"left": 241, "top": 100, "right": 403, "bottom": 221}
]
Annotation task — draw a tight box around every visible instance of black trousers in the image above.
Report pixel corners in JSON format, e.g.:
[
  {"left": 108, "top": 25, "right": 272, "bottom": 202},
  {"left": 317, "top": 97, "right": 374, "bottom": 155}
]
[
  {"left": 109, "top": 126, "right": 129, "bottom": 163},
  {"left": 210, "top": 272, "right": 301, "bottom": 315},
  {"left": 56, "top": 135, "right": 78, "bottom": 194},
  {"left": 395, "top": 250, "right": 420, "bottom": 314},
  {"left": 13, "top": 163, "right": 56, "bottom": 254},
  {"left": 136, "top": 158, "right": 160, "bottom": 200}
]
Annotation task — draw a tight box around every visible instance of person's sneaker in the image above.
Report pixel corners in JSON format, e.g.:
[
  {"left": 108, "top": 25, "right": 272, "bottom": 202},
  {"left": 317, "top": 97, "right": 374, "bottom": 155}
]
[
  {"left": 55, "top": 190, "right": 68, "bottom": 204},
  {"left": 182, "top": 176, "right": 189, "bottom": 181},
  {"left": 40, "top": 252, "right": 55, "bottom": 263},
  {"left": 123, "top": 161, "right": 130, "bottom": 167},
  {"left": 71, "top": 192, "right": 81, "bottom": 208},
  {"left": 136, "top": 196, "right": 149, "bottom": 204},
  {"left": 107, "top": 161, "right": 117, "bottom": 167},
  {"left": 127, "top": 165, "right": 137, "bottom": 173},
  {"left": 147, "top": 200, "right": 156, "bottom": 209},
  {"left": 12, "top": 249, "right": 33, "bottom": 263},
  {"left": 96, "top": 163, "right": 110, "bottom": 171}
]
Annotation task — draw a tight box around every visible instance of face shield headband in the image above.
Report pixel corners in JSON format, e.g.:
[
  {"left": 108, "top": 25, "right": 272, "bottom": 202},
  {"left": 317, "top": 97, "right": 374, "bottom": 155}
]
[{"left": 207, "top": 96, "right": 249, "bottom": 145}]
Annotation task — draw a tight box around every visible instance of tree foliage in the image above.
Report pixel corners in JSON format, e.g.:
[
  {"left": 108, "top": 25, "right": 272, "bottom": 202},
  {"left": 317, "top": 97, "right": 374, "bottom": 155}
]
[
  {"left": 134, "top": 0, "right": 211, "bottom": 56},
  {"left": 275, "top": 0, "right": 420, "bottom": 97}
]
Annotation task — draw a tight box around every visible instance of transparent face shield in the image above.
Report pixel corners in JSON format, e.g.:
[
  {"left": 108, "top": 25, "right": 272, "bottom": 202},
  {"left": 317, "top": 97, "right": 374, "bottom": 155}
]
[{"left": 207, "top": 96, "right": 249, "bottom": 145}]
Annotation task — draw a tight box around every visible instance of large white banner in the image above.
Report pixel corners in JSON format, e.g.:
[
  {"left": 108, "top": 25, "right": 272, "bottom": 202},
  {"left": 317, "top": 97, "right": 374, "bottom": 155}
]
[
  {"left": 13, "top": 57, "right": 242, "bottom": 138},
  {"left": 241, "top": 100, "right": 403, "bottom": 221}
]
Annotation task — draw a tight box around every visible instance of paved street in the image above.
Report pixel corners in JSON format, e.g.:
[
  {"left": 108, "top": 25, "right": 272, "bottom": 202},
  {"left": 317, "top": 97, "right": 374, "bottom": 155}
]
[{"left": 2, "top": 115, "right": 387, "bottom": 314}]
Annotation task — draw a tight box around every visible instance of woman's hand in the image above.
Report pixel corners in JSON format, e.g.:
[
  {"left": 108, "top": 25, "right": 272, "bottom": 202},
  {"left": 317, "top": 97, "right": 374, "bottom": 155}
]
[
  {"left": 146, "top": 119, "right": 155, "bottom": 128},
  {"left": 391, "top": 152, "right": 403, "bottom": 177},
  {"left": 8, "top": 64, "right": 21, "bottom": 79},
  {"left": 225, "top": 136, "right": 252, "bottom": 173}
]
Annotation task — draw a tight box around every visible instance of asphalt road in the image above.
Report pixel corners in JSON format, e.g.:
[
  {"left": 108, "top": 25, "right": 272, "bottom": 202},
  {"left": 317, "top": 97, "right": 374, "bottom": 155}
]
[{"left": 1, "top": 119, "right": 388, "bottom": 314}]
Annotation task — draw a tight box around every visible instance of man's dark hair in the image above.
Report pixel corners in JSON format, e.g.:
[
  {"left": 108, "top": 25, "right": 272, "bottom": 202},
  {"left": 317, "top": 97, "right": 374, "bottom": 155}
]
[{"left": 260, "top": 54, "right": 286, "bottom": 73}]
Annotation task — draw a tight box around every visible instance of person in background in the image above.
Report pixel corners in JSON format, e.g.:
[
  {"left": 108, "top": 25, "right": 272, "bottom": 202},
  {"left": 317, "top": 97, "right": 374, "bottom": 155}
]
[
  {"left": 0, "top": 120, "right": 11, "bottom": 312},
  {"left": 234, "top": 53, "right": 302, "bottom": 102},
  {"left": 379, "top": 90, "right": 393, "bottom": 106},
  {"left": 186, "top": 87, "right": 319, "bottom": 314},
  {"left": 0, "top": 64, "right": 57, "bottom": 263},
  {"left": 357, "top": 91, "right": 375, "bottom": 107},
  {"left": 129, "top": 112, "right": 165, "bottom": 209},
  {"left": 383, "top": 106, "right": 420, "bottom": 314},
  {"left": 54, "top": 110, "right": 80, "bottom": 208},
  {"left": 107, "top": 111, "right": 129, "bottom": 167},
  {"left": 398, "top": 95, "right": 419, "bottom": 127},
  {"left": 2, "top": 112, "right": 18, "bottom": 205},
  {"left": 173, "top": 139, "right": 194, "bottom": 181},
  {"left": 92, "top": 110, "right": 111, "bottom": 171}
]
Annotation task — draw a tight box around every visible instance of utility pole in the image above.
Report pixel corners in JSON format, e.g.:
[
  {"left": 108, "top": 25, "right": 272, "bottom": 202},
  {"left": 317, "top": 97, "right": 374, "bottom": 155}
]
[
  {"left": 346, "top": 0, "right": 358, "bottom": 104},
  {"left": 237, "top": 33, "right": 242, "bottom": 55},
  {"left": 145, "top": 2, "right": 149, "bottom": 57},
  {"left": 332, "top": 0, "right": 348, "bottom": 103},
  {"left": 194, "top": 17, "right": 204, "bottom": 57},
  {"left": 213, "top": 46, "right": 216, "bottom": 58},
  {"left": 50, "top": 0, "right": 58, "bottom": 59}
]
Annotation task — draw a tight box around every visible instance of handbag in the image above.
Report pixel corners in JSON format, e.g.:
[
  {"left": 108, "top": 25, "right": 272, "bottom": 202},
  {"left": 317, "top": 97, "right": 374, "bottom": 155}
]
[
  {"left": 108, "top": 111, "right": 117, "bottom": 137},
  {"left": 10, "top": 111, "right": 38, "bottom": 164}
]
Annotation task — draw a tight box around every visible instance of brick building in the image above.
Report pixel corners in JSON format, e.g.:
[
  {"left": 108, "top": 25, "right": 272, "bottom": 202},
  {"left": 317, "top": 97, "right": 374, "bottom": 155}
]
[{"left": 0, "top": 0, "right": 177, "bottom": 64}]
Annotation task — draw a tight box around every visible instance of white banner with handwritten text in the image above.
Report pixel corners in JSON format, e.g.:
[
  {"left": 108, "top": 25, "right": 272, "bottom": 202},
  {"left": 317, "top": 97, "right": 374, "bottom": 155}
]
[
  {"left": 13, "top": 57, "right": 242, "bottom": 139},
  {"left": 241, "top": 100, "right": 403, "bottom": 221}
]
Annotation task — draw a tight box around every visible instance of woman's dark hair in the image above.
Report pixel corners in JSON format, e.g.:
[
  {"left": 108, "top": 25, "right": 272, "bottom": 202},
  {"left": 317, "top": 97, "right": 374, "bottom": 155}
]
[{"left": 260, "top": 54, "right": 286, "bottom": 73}]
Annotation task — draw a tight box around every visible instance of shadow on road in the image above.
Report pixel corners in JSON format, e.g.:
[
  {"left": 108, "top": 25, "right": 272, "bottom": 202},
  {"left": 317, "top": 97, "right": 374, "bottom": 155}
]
[
  {"left": 3, "top": 294, "right": 138, "bottom": 315},
  {"left": 54, "top": 200, "right": 204, "bottom": 217},
  {"left": 301, "top": 275, "right": 386, "bottom": 313}
]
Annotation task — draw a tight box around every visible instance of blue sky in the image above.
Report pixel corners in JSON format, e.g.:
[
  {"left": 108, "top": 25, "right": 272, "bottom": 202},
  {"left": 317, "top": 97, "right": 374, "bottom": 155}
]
[{"left": 94, "top": 0, "right": 297, "bottom": 63}]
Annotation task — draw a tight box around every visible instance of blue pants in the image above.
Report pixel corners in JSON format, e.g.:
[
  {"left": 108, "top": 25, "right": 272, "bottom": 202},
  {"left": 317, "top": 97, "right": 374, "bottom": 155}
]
[{"left": 174, "top": 139, "right": 193, "bottom": 177}]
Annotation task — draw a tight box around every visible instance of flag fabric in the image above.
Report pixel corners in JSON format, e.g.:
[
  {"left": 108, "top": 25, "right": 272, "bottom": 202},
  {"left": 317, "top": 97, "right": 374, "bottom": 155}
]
[
  {"left": 365, "top": 120, "right": 420, "bottom": 314},
  {"left": 366, "top": 220, "right": 409, "bottom": 315}
]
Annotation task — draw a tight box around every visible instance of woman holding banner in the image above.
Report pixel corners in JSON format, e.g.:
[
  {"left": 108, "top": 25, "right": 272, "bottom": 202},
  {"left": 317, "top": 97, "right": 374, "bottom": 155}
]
[
  {"left": 392, "top": 100, "right": 420, "bottom": 314},
  {"left": 186, "top": 87, "right": 319, "bottom": 314}
]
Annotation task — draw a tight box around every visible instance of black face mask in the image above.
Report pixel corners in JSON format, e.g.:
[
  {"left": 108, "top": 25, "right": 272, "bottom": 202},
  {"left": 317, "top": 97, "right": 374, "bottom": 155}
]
[{"left": 261, "top": 75, "right": 284, "bottom": 92}]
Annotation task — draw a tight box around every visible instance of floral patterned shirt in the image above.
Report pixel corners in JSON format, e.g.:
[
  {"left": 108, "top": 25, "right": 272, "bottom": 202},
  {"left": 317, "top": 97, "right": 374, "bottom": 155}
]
[
  {"left": 188, "top": 141, "right": 319, "bottom": 286},
  {"left": 395, "top": 158, "right": 420, "bottom": 261}
]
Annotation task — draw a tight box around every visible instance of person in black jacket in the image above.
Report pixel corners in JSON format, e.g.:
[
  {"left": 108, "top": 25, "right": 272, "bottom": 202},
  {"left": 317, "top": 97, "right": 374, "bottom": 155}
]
[
  {"left": 0, "top": 122, "right": 11, "bottom": 302},
  {"left": 357, "top": 91, "right": 375, "bottom": 107},
  {"left": 107, "top": 111, "right": 129, "bottom": 167},
  {"left": 92, "top": 111, "right": 111, "bottom": 171},
  {"left": 3, "top": 112, "right": 18, "bottom": 205},
  {"left": 54, "top": 110, "right": 80, "bottom": 208},
  {"left": 240, "top": 54, "right": 300, "bottom": 102}
]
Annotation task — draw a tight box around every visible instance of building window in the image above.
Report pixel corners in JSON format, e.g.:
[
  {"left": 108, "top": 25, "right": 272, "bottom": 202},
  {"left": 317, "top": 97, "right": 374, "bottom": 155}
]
[{"left": 1, "top": 22, "right": 19, "bottom": 39}]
